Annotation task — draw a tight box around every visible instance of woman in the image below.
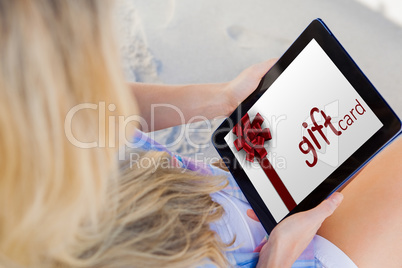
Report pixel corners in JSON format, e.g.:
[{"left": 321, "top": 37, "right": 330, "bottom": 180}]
[{"left": 1, "top": 1, "right": 401, "bottom": 267}]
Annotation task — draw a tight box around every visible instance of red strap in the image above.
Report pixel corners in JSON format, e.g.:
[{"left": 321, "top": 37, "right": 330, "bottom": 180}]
[
  {"left": 259, "top": 157, "right": 297, "bottom": 211},
  {"left": 233, "top": 113, "right": 297, "bottom": 212}
]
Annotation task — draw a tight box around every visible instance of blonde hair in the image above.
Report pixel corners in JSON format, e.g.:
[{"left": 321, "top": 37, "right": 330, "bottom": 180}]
[
  {"left": 0, "top": 0, "right": 229, "bottom": 267},
  {"left": 89, "top": 151, "right": 229, "bottom": 268}
]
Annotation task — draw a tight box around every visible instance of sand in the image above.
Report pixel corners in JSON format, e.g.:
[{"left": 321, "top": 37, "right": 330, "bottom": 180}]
[{"left": 115, "top": 0, "right": 402, "bottom": 159}]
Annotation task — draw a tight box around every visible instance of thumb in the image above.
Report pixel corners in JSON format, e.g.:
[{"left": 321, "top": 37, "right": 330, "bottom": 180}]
[
  {"left": 308, "top": 192, "right": 344, "bottom": 223},
  {"left": 248, "top": 58, "right": 278, "bottom": 80}
]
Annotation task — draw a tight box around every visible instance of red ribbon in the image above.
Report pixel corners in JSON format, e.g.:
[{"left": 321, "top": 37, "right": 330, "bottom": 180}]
[{"left": 233, "top": 113, "right": 297, "bottom": 212}]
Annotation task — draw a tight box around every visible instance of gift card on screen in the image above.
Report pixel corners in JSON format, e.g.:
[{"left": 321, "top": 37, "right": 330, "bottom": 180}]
[{"left": 224, "top": 39, "right": 383, "bottom": 222}]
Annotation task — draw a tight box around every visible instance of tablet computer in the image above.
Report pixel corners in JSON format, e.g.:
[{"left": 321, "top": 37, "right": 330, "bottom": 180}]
[{"left": 212, "top": 18, "right": 401, "bottom": 234}]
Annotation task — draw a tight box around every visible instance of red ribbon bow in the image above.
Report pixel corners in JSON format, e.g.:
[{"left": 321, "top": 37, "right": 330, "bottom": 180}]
[
  {"left": 233, "top": 113, "right": 271, "bottom": 162},
  {"left": 233, "top": 113, "right": 297, "bottom": 212}
]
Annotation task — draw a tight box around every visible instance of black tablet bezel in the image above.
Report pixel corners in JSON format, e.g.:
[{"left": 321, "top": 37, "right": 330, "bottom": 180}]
[{"left": 212, "top": 18, "right": 401, "bottom": 234}]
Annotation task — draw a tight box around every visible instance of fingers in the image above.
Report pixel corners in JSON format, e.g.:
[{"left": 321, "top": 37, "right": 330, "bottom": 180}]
[
  {"left": 308, "top": 192, "right": 344, "bottom": 223},
  {"left": 247, "top": 209, "right": 260, "bottom": 222},
  {"left": 246, "top": 58, "right": 278, "bottom": 80},
  {"left": 256, "top": 58, "right": 277, "bottom": 71},
  {"left": 253, "top": 236, "right": 268, "bottom": 253},
  {"left": 264, "top": 58, "right": 279, "bottom": 68},
  {"left": 248, "top": 192, "right": 342, "bottom": 226}
]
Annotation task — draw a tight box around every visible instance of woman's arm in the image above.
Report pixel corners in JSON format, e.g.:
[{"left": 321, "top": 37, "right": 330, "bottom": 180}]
[
  {"left": 129, "top": 82, "right": 228, "bottom": 131},
  {"left": 129, "top": 59, "right": 276, "bottom": 131}
]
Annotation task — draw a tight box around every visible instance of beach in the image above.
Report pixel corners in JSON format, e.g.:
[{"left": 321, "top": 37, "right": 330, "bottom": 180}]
[{"left": 116, "top": 0, "right": 402, "bottom": 159}]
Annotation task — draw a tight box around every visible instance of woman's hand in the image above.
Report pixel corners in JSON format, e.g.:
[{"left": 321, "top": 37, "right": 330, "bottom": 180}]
[
  {"left": 223, "top": 59, "right": 277, "bottom": 116},
  {"left": 253, "top": 192, "right": 344, "bottom": 268}
]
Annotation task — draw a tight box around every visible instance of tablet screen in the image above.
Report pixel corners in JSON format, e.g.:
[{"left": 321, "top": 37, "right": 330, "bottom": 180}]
[{"left": 224, "top": 39, "right": 383, "bottom": 222}]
